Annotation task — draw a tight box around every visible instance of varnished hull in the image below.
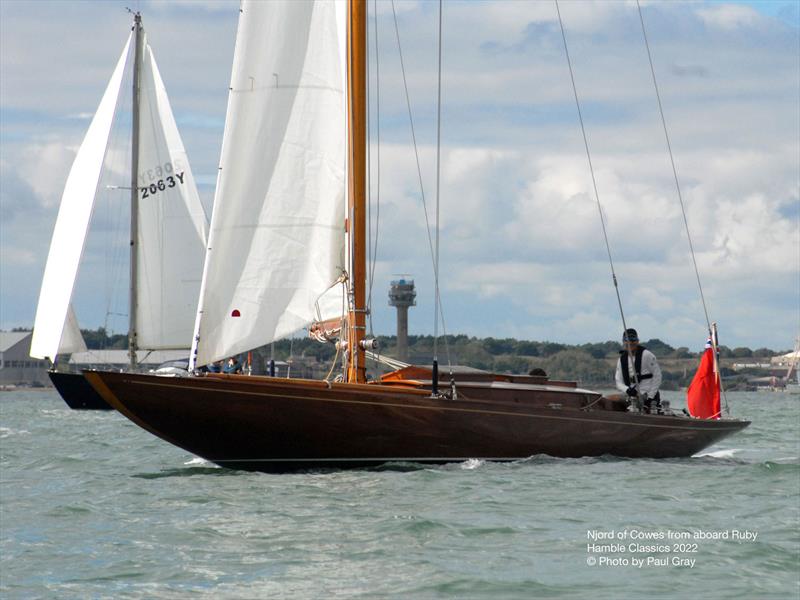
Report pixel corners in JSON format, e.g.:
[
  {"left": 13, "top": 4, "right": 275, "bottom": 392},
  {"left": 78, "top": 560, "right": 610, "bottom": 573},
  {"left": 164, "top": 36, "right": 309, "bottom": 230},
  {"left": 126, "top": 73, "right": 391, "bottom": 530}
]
[
  {"left": 50, "top": 371, "right": 112, "bottom": 410},
  {"left": 84, "top": 371, "right": 749, "bottom": 472}
]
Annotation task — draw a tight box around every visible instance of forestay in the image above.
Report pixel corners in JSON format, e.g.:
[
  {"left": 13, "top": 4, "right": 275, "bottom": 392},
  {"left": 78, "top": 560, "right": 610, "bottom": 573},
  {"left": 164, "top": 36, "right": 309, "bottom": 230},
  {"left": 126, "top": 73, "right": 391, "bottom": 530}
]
[
  {"left": 30, "top": 35, "right": 132, "bottom": 361},
  {"left": 136, "top": 39, "right": 208, "bottom": 349},
  {"left": 191, "top": 0, "right": 347, "bottom": 368}
]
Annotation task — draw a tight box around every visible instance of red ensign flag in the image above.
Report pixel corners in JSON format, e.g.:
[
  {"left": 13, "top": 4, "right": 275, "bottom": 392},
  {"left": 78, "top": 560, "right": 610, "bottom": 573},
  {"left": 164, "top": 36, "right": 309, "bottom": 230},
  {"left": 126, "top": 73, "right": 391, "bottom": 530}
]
[{"left": 687, "top": 345, "right": 721, "bottom": 419}]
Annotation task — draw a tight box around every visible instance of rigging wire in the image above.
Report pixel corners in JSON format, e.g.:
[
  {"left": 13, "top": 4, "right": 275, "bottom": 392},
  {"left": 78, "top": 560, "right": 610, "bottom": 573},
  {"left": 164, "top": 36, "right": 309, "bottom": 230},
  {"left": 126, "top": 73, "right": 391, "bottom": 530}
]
[
  {"left": 635, "top": 0, "right": 711, "bottom": 331},
  {"left": 390, "top": 0, "right": 452, "bottom": 368},
  {"left": 287, "top": 337, "right": 294, "bottom": 378},
  {"left": 367, "top": 0, "right": 381, "bottom": 337},
  {"left": 635, "top": 0, "right": 728, "bottom": 413},
  {"left": 102, "top": 55, "right": 135, "bottom": 342},
  {"left": 365, "top": 0, "right": 371, "bottom": 333},
  {"left": 365, "top": 0, "right": 373, "bottom": 336},
  {"left": 433, "top": 0, "right": 443, "bottom": 367},
  {"left": 324, "top": 278, "right": 348, "bottom": 382},
  {"left": 554, "top": 0, "right": 634, "bottom": 356}
]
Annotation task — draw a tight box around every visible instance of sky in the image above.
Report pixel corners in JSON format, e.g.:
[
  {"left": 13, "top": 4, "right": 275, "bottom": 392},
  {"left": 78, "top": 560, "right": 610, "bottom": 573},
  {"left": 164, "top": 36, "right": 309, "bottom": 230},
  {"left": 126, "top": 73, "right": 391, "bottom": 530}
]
[{"left": 1, "top": 0, "right": 798, "bottom": 352}]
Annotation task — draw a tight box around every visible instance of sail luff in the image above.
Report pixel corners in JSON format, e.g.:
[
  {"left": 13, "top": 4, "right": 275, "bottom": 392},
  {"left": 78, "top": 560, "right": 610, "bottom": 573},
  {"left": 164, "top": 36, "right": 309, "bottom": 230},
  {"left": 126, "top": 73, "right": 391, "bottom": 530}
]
[
  {"left": 29, "top": 35, "right": 133, "bottom": 361},
  {"left": 189, "top": 0, "right": 248, "bottom": 372},
  {"left": 346, "top": 0, "right": 367, "bottom": 384}
]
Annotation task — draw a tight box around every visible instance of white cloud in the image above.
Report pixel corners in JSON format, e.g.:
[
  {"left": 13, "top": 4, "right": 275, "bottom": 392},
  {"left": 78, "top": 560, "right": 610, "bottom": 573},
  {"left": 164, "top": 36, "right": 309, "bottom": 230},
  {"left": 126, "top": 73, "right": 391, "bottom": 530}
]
[
  {"left": 16, "top": 142, "right": 77, "bottom": 208},
  {"left": 2, "top": 247, "right": 37, "bottom": 266},
  {"left": 695, "top": 4, "right": 764, "bottom": 30}
]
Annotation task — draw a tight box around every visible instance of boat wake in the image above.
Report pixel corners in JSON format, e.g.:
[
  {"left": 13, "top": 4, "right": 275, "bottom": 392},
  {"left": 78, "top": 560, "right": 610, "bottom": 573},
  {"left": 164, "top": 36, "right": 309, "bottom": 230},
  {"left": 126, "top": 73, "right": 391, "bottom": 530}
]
[
  {"left": 460, "top": 458, "right": 485, "bottom": 470},
  {"left": 184, "top": 457, "right": 216, "bottom": 467},
  {"left": 693, "top": 448, "right": 740, "bottom": 459}
]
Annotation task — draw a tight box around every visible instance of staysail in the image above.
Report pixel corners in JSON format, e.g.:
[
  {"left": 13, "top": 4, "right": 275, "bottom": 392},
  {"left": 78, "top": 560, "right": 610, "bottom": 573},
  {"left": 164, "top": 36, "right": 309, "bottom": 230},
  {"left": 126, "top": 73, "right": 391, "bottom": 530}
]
[
  {"left": 191, "top": 0, "right": 347, "bottom": 368},
  {"left": 135, "top": 39, "right": 208, "bottom": 350},
  {"left": 30, "top": 35, "right": 132, "bottom": 361}
]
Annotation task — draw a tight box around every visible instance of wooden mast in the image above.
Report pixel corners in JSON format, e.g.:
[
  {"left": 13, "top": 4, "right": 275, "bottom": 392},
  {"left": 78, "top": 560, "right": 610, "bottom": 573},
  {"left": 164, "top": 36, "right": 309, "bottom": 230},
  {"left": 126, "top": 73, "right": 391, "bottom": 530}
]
[{"left": 346, "top": 0, "right": 367, "bottom": 383}]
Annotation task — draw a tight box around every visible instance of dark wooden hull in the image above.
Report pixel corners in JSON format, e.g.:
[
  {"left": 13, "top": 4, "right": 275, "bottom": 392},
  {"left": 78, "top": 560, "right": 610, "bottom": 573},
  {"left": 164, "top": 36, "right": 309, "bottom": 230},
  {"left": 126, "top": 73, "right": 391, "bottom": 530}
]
[
  {"left": 84, "top": 371, "right": 750, "bottom": 472},
  {"left": 49, "top": 371, "right": 112, "bottom": 410}
]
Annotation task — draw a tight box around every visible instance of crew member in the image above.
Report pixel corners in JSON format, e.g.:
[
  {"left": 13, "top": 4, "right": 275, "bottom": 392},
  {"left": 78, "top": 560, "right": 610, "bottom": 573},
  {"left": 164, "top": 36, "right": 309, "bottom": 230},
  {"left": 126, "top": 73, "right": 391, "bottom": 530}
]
[
  {"left": 615, "top": 328, "right": 662, "bottom": 411},
  {"left": 223, "top": 356, "right": 242, "bottom": 374}
]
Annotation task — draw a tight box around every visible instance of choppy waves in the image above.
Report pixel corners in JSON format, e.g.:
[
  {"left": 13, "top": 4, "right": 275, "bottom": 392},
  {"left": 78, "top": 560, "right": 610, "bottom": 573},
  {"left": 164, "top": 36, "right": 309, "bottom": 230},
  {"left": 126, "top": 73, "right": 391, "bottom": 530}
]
[{"left": 1, "top": 390, "right": 798, "bottom": 599}]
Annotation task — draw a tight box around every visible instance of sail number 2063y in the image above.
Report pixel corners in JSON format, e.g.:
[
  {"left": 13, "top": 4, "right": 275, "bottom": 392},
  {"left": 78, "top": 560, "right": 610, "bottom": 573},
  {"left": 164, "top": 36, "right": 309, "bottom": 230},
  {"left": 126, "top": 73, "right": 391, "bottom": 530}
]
[
  {"left": 139, "top": 160, "right": 186, "bottom": 199},
  {"left": 140, "top": 172, "right": 185, "bottom": 199}
]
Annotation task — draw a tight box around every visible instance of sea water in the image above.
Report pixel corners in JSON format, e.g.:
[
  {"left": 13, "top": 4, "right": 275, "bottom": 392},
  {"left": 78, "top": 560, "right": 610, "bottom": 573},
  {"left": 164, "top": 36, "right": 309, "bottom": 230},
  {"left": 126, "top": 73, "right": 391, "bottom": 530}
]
[{"left": 1, "top": 390, "right": 798, "bottom": 599}]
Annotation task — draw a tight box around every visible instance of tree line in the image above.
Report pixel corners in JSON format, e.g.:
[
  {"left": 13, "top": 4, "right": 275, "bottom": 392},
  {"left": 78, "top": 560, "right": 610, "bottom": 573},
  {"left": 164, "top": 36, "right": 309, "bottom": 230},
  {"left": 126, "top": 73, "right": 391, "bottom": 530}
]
[
  {"left": 11, "top": 327, "right": 782, "bottom": 361},
  {"left": 12, "top": 327, "right": 785, "bottom": 389}
]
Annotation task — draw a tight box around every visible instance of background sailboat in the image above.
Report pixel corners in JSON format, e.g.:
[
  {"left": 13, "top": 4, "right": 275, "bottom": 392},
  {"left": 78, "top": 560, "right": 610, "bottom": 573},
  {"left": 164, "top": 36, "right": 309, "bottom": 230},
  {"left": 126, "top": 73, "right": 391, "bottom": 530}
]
[
  {"left": 30, "top": 13, "right": 208, "bottom": 410},
  {"left": 86, "top": 0, "right": 749, "bottom": 471}
]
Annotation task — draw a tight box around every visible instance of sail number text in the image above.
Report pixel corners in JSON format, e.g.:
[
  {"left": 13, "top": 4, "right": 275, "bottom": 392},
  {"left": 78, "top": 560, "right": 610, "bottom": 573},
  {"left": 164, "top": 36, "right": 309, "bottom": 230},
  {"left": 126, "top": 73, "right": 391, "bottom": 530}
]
[
  {"left": 139, "top": 160, "right": 187, "bottom": 199},
  {"left": 140, "top": 171, "right": 186, "bottom": 200}
]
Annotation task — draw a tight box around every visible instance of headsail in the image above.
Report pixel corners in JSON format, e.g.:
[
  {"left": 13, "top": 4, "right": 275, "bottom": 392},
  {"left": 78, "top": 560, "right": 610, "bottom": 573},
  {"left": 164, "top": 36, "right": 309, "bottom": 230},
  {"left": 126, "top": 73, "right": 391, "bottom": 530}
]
[
  {"left": 191, "top": 0, "right": 347, "bottom": 368},
  {"left": 135, "top": 39, "right": 209, "bottom": 350},
  {"left": 30, "top": 35, "right": 132, "bottom": 361},
  {"left": 59, "top": 304, "right": 88, "bottom": 355}
]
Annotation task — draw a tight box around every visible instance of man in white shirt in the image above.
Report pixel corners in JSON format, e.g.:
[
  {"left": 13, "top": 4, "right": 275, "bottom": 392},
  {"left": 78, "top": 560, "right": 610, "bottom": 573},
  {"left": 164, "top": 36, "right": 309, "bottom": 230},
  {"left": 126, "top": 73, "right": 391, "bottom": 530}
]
[{"left": 615, "top": 328, "right": 662, "bottom": 412}]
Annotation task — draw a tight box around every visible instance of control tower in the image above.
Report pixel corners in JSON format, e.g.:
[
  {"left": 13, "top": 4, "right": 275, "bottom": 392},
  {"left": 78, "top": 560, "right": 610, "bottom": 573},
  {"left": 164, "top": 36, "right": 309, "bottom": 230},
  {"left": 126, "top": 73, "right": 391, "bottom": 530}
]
[{"left": 388, "top": 278, "right": 416, "bottom": 362}]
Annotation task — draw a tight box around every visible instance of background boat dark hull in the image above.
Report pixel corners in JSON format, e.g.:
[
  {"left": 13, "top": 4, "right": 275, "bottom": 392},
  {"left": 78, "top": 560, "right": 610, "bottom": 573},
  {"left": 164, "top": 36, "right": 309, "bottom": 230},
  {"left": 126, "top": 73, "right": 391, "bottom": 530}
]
[
  {"left": 85, "top": 371, "right": 749, "bottom": 472},
  {"left": 50, "top": 371, "right": 112, "bottom": 410}
]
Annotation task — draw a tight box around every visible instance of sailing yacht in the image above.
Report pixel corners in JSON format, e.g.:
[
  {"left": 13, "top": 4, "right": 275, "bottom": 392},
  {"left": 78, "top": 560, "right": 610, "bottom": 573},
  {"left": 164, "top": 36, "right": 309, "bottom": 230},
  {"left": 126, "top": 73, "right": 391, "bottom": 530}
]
[
  {"left": 84, "top": 0, "right": 749, "bottom": 470},
  {"left": 30, "top": 13, "right": 208, "bottom": 409}
]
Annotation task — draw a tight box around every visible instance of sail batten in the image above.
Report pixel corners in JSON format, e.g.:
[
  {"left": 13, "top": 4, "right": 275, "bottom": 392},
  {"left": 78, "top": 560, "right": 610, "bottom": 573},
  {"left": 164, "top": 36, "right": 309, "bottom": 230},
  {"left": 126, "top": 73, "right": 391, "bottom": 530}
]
[
  {"left": 191, "top": 0, "right": 347, "bottom": 368},
  {"left": 30, "top": 35, "right": 132, "bottom": 361}
]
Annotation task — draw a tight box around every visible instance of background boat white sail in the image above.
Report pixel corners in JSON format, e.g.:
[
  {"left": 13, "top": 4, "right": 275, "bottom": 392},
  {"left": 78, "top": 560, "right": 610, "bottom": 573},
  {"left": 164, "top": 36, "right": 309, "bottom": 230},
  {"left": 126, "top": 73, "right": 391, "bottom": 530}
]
[
  {"left": 30, "top": 35, "right": 132, "bottom": 362},
  {"left": 60, "top": 305, "right": 88, "bottom": 355},
  {"left": 191, "top": 0, "right": 348, "bottom": 369},
  {"left": 31, "top": 26, "right": 208, "bottom": 362}
]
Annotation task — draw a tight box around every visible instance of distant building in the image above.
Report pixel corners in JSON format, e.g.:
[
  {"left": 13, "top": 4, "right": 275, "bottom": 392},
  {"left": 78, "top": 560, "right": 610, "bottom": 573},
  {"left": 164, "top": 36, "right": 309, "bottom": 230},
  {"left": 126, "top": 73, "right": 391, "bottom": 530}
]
[
  {"left": 731, "top": 362, "right": 772, "bottom": 371},
  {"left": 771, "top": 351, "right": 800, "bottom": 367},
  {"left": 388, "top": 278, "right": 416, "bottom": 362},
  {"left": 0, "top": 331, "right": 50, "bottom": 387}
]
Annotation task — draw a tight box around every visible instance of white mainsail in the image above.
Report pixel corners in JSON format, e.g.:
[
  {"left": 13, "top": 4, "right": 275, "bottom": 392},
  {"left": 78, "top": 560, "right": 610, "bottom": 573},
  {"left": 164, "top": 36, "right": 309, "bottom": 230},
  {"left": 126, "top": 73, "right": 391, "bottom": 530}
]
[
  {"left": 136, "top": 40, "right": 208, "bottom": 349},
  {"left": 30, "top": 35, "right": 132, "bottom": 361},
  {"left": 191, "top": 0, "right": 347, "bottom": 368}
]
